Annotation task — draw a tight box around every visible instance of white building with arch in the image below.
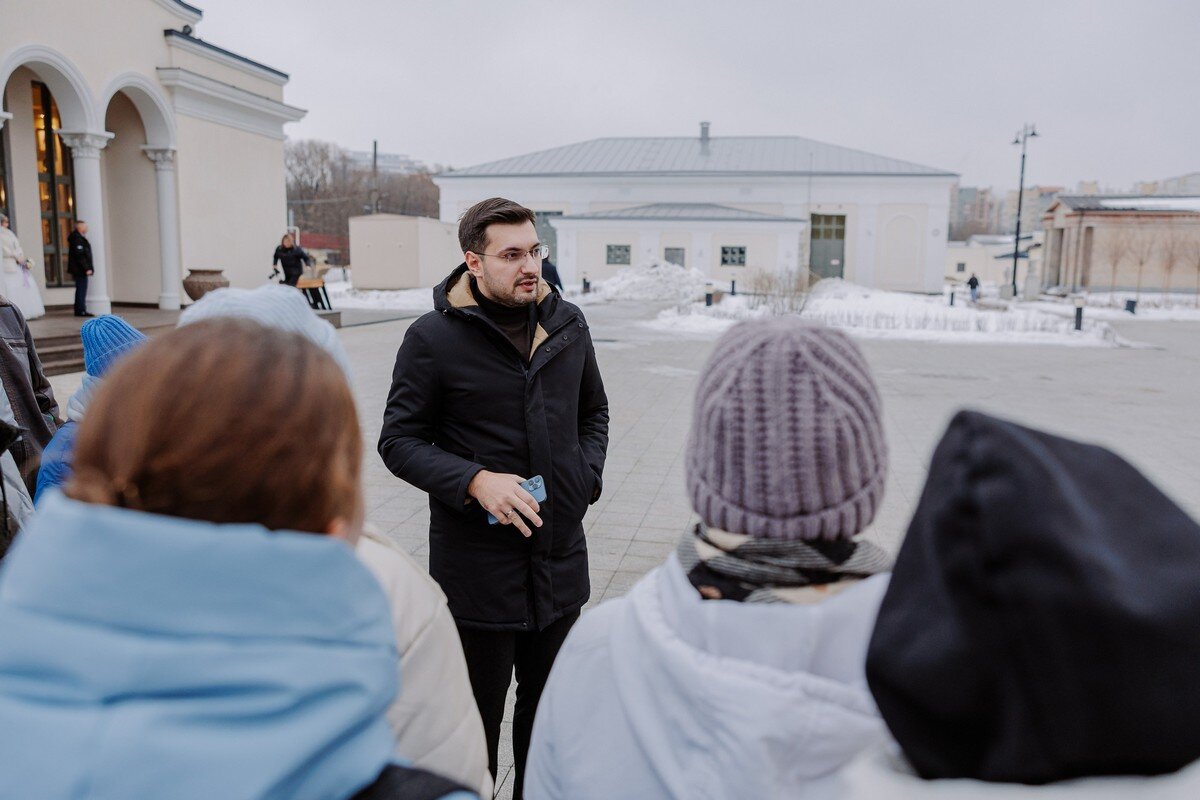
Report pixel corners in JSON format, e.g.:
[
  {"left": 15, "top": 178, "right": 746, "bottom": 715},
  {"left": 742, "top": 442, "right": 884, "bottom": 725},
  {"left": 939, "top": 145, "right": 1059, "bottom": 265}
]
[
  {"left": 434, "top": 124, "right": 957, "bottom": 293},
  {"left": 1, "top": 0, "right": 304, "bottom": 312}
]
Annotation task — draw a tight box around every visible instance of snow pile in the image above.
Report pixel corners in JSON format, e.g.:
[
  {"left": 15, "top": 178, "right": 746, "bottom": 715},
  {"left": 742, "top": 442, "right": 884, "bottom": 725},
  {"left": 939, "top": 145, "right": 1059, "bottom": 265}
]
[
  {"left": 585, "top": 259, "right": 709, "bottom": 303},
  {"left": 324, "top": 273, "right": 434, "bottom": 313},
  {"left": 646, "top": 278, "right": 1127, "bottom": 347}
]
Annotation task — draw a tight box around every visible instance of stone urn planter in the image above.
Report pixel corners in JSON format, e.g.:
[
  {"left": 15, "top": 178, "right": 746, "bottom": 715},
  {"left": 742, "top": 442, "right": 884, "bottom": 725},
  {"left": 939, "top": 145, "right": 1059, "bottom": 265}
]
[{"left": 182, "top": 269, "right": 230, "bottom": 301}]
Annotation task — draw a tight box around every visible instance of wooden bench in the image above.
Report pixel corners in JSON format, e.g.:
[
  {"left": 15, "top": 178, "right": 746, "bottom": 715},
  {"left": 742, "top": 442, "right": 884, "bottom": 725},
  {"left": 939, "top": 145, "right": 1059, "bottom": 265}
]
[{"left": 296, "top": 278, "right": 332, "bottom": 311}]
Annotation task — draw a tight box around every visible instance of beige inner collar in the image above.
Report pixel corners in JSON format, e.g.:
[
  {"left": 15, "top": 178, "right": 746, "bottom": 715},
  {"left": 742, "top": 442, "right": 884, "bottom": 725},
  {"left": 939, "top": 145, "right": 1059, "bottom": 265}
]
[{"left": 447, "top": 269, "right": 553, "bottom": 357}]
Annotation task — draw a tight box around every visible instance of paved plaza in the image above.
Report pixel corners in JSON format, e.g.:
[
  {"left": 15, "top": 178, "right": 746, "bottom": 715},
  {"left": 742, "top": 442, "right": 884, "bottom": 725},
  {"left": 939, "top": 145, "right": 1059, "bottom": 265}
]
[{"left": 46, "top": 302, "right": 1200, "bottom": 799}]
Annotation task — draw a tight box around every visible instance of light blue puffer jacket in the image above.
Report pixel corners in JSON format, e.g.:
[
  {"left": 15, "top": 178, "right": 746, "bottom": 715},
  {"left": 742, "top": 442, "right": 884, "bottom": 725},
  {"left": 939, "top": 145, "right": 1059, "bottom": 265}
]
[{"left": 0, "top": 494, "right": 401, "bottom": 800}]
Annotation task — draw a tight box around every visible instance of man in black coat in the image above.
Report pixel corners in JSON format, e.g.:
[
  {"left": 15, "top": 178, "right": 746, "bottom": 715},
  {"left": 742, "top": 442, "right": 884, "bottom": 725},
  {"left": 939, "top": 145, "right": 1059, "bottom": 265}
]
[
  {"left": 379, "top": 197, "right": 608, "bottom": 799},
  {"left": 66, "top": 220, "right": 94, "bottom": 317}
]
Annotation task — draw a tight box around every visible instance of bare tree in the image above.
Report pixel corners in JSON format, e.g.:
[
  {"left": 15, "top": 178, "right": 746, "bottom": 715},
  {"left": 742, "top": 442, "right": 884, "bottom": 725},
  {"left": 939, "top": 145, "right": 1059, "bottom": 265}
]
[
  {"left": 1158, "top": 225, "right": 1186, "bottom": 298},
  {"left": 1188, "top": 229, "right": 1200, "bottom": 309},
  {"left": 748, "top": 267, "right": 812, "bottom": 315},
  {"left": 1127, "top": 227, "right": 1158, "bottom": 302},
  {"left": 1098, "top": 226, "right": 1132, "bottom": 304},
  {"left": 284, "top": 138, "right": 441, "bottom": 239}
]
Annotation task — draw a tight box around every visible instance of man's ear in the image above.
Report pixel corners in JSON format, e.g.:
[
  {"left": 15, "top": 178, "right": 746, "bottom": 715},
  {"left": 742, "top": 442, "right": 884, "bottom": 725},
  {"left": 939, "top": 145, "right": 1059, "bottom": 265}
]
[{"left": 464, "top": 251, "right": 484, "bottom": 278}]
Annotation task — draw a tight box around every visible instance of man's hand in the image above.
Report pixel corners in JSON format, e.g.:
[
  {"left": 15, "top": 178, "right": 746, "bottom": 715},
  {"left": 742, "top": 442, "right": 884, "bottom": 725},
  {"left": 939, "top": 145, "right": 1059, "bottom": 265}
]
[{"left": 468, "top": 470, "right": 543, "bottom": 538}]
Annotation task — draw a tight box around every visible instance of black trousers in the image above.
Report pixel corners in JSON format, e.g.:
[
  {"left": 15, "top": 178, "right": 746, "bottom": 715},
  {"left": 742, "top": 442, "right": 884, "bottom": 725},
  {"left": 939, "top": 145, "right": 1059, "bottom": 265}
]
[
  {"left": 457, "top": 611, "right": 578, "bottom": 800},
  {"left": 73, "top": 274, "right": 88, "bottom": 315},
  {"left": 282, "top": 266, "right": 302, "bottom": 286}
]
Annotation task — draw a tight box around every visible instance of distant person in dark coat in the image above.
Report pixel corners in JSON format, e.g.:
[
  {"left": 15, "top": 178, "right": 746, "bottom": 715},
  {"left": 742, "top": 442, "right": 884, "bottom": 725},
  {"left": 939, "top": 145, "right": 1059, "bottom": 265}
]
[
  {"left": 540, "top": 258, "right": 563, "bottom": 292},
  {"left": 967, "top": 273, "right": 980, "bottom": 303},
  {"left": 66, "top": 220, "right": 94, "bottom": 317},
  {"left": 273, "top": 234, "right": 314, "bottom": 287}
]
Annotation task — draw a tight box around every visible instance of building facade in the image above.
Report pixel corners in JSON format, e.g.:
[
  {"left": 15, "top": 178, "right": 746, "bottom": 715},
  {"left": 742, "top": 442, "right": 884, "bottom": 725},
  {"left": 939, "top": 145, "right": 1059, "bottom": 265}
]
[
  {"left": 1, "top": 0, "right": 303, "bottom": 312},
  {"left": 434, "top": 125, "right": 957, "bottom": 293},
  {"left": 1042, "top": 196, "right": 1200, "bottom": 293}
]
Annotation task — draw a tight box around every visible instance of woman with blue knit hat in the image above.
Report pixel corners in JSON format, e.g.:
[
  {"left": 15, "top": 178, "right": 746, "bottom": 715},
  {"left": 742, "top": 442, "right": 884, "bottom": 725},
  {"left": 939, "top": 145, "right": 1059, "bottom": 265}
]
[
  {"left": 525, "top": 316, "right": 894, "bottom": 799},
  {"left": 35, "top": 315, "right": 146, "bottom": 502}
]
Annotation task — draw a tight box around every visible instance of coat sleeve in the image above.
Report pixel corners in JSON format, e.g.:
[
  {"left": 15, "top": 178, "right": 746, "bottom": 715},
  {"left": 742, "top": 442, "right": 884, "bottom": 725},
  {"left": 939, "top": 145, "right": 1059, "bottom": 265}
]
[
  {"left": 23, "top": 316, "right": 61, "bottom": 428},
  {"left": 378, "top": 321, "right": 485, "bottom": 510},
  {"left": 577, "top": 331, "right": 609, "bottom": 503},
  {"left": 35, "top": 424, "right": 75, "bottom": 503}
]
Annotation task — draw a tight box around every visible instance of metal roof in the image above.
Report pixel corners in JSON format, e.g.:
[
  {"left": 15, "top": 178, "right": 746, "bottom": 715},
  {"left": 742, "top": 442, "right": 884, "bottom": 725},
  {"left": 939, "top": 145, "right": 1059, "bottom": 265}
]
[
  {"left": 1055, "top": 195, "right": 1200, "bottom": 213},
  {"left": 561, "top": 203, "right": 804, "bottom": 223},
  {"left": 443, "top": 136, "right": 955, "bottom": 179}
]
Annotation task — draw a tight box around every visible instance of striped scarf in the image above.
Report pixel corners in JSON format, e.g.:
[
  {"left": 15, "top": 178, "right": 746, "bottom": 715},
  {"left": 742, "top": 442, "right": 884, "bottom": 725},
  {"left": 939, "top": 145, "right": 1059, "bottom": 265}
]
[{"left": 677, "top": 523, "right": 892, "bottom": 604}]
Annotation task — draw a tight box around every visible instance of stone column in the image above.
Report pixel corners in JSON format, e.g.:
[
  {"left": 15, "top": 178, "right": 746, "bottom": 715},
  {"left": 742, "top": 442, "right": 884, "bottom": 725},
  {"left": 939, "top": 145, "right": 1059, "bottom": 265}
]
[
  {"left": 58, "top": 131, "right": 114, "bottom": 315},
  {"left": 143, "top": 147, "right": 182, "bottom": 310}
]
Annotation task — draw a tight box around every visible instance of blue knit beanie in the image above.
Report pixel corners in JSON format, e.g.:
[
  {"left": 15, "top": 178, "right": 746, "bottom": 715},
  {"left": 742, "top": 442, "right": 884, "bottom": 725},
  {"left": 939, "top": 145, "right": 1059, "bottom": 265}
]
[{"left": 81, "top": 315, "right": 148, "bottom": 378}]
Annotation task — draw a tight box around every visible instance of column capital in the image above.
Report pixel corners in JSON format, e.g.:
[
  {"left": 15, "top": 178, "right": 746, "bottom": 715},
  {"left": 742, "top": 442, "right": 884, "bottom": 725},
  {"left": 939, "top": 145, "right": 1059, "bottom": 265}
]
[
  {"left": 56, "top": 131, "right": 114, "bottom": 159},
  {"left": 141, "top": 146, "right": 178, "bottom": 171}
]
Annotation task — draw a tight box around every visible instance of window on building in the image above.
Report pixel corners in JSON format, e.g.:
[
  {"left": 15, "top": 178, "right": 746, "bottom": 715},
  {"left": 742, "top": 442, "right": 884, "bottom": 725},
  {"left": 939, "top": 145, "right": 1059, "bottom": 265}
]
[
  {"left": 720, "top": 246, "right": 747, "bottom": 267},
  {"left": 956, "top": 262, "right": 966, "bottom": 273},
  {"left": 664, "top": 247, "right": 685, "bottom": 266},
  {"left": 606, "top": 244, "right": 631, "bottom": 265},
  {"left": 32, "top": 82, "right": 76, "bottom": 288}
]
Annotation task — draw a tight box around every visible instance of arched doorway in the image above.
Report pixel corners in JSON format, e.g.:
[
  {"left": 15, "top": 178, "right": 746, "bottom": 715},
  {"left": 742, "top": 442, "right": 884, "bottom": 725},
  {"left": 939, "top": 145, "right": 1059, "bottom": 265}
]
[
  {"left": 0, "top": 51, "right": 92, "bottom": 311},
  {"left": 100, "top": 76, "right": 179, "bottom": 309}
]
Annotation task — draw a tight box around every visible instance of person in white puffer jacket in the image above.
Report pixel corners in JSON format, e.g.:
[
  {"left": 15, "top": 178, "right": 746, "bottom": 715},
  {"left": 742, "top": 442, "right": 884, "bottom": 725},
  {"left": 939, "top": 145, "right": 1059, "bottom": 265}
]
[
  {"left": 525, "top": 318, "right": 895, "bottom": 800},
  {"left": 179, "top": 285, "right": 492, "bottom": 798}
]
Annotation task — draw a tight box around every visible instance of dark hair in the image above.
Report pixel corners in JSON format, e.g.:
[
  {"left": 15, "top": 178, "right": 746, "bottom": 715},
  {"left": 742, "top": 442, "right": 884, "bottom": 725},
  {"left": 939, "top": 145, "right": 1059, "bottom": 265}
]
[
  {"left": 280, "top": 233, "right": 294, "bottom": 247},
  {"left": 458, "top": 197, "right": 535, "bottom": 254},
  {"left": 66, "top": 318, "right": 363, "bottom": 534}
]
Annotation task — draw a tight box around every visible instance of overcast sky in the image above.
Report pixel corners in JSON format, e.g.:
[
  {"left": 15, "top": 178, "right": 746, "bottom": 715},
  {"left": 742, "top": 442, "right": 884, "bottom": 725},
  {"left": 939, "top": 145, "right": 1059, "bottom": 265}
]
[{"left": 195, "top": 0, "right": 1199, "bottom": 191}]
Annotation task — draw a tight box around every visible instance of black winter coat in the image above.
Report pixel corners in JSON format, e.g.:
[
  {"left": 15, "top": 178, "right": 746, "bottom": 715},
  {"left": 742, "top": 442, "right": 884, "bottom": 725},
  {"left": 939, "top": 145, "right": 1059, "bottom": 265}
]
[
  {"left": 381, "top": 267, "right": 609, "bottom": 633},
  {"left": 273, "top": 245, "right": 313, "bottom": 275},
  {"left": 66, "top": 230, "right": 92, "bottom": 278},
  {"left": 379, "top": 265, "right": 608, "bottom": 631}
]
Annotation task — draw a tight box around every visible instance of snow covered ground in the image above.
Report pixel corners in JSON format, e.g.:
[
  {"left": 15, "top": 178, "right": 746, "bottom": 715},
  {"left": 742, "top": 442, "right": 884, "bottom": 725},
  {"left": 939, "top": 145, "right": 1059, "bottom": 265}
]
[
  {"left": 325, "top": 271, "right": 434, "bottom": 313},
  {"left": 646, "top": 279, "right": 1130, "bottom": 347},
  {"left": 319, "top": 265, "right": 1168, "bottom": 348}
]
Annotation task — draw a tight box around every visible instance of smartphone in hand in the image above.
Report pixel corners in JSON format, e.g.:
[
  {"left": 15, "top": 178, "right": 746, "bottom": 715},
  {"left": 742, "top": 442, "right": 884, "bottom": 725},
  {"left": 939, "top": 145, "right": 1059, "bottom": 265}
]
[{"left": 487, "top": 475, "right": 547, "bottom": 525}]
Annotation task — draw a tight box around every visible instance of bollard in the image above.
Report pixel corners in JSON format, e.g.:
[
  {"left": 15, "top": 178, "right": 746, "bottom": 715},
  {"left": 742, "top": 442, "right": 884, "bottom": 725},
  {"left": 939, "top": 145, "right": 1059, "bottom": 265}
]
[
  {"left": 730, "top": 280, "right": 737, "bottom": 296},
  {"left": 949, "top": 289, "right": 955, "bottom": 307},
  {"left": 1073, "top": 294, "right": 1085, "bottom": 331},
  {"left": 582, "top": 274, "right": 590, "bottom": 294},
  {"left": 705, "top": 281, "right": 714, "bottom": 307}
]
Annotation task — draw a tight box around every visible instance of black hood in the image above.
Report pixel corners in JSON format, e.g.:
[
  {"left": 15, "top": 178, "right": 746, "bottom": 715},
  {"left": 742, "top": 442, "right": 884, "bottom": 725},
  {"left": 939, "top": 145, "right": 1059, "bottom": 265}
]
[{"left": 867, "top": 410, "right": 1200, "bottom": 784}]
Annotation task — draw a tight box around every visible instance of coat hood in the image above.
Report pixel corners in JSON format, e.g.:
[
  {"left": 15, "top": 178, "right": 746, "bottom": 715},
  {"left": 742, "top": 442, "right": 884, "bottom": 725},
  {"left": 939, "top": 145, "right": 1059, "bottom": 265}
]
[
  {"left": 835, "top": 747, "right": 1200, "bottom": 799},
  {"left": 607, "top": 555, "right": 890, "bottom": 796},
  {"left": 0, "top": 494, "right": 398, "bottom": 800},
  {"left": 867, "top": 410, "right": 1200, "bottom": 784}
]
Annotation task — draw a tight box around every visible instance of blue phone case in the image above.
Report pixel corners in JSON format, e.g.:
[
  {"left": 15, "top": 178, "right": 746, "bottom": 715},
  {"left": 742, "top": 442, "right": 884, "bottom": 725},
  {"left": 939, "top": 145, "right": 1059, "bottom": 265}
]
[{"left": 487, "top": 475, "right": 547, "bottom": 525}]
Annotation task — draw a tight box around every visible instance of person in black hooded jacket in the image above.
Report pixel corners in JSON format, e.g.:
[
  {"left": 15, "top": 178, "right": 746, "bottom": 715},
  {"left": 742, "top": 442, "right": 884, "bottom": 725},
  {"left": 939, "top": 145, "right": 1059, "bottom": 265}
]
[
  {"left": 378, "top": 197, "right": 608, "bottom": 800},
  {"left": 273, "top": 234, "right": 314, "bottom": 286},
  {"left": 845, "top": 410, "right": 1200, "bottom": 795}
]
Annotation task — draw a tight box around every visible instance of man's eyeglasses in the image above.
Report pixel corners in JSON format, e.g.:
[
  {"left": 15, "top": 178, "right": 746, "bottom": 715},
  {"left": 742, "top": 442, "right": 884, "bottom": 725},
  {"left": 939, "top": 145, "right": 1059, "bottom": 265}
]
[{"left": 474, "top": 244, "right": 549, "bottom": 264}]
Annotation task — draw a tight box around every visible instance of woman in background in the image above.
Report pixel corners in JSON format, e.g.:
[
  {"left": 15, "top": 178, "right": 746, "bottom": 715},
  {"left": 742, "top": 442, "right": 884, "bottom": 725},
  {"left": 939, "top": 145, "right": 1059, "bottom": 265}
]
[
  {"left": 274, "top": 232, "right": 314, "bottom": 286},
  {"left": 0, "top": 214, "right": 45, "bottom": 319}
]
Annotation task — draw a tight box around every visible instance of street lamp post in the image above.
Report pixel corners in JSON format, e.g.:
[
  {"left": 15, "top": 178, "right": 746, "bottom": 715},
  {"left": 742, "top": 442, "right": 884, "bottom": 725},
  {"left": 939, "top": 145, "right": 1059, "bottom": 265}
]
[{"left": 1010, "top": 124, "right": 1038, "bottom": 298}]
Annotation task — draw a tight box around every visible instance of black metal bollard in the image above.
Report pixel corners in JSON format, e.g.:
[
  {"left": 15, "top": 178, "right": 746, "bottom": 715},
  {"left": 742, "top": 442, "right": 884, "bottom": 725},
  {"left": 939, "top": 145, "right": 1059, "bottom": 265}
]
[
  {"left": 705, "top": 282, "right": 714, "bottom": 307},
  {"left": 1075, "top": 306, "right": 1083, "bottom": 331},
  {"left": 730, "top": 280, "right": 737, "bottom": 296},
  {"left": 949, "top": 289, "right": 955, "bottom": 307}
]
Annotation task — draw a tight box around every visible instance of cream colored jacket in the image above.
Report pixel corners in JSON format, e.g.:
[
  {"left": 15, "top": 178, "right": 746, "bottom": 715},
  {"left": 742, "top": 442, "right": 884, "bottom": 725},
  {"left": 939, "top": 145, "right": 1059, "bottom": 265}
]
[
  {"left": 355, "top": 534, "right": 493, "bottom": 798},
  {"left": 0, "top": 226, "right": 26, "bottom": 274}
]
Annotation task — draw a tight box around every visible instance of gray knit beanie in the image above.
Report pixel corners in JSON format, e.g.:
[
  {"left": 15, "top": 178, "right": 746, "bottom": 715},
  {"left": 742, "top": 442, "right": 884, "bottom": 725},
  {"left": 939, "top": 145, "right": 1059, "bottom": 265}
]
[{"left": 686, "top": 317, "right": 886, "bottom": 541}]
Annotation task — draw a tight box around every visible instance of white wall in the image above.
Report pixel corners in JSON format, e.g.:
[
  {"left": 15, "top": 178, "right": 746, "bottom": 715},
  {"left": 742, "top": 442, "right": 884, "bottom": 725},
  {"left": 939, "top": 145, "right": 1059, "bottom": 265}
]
[
  {"left": 436, "top": 172, "right": 954, "bottom": 292},
  {"left": 349, "top": 214, "right": 460, "bottom": 289}
]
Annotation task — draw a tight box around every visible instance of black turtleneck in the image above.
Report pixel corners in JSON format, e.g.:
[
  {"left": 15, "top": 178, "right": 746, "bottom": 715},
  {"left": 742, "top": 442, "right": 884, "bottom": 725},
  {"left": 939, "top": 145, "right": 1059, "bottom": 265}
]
[{"left": 470, "top": 278, "right": 536, "bottom": 361}]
